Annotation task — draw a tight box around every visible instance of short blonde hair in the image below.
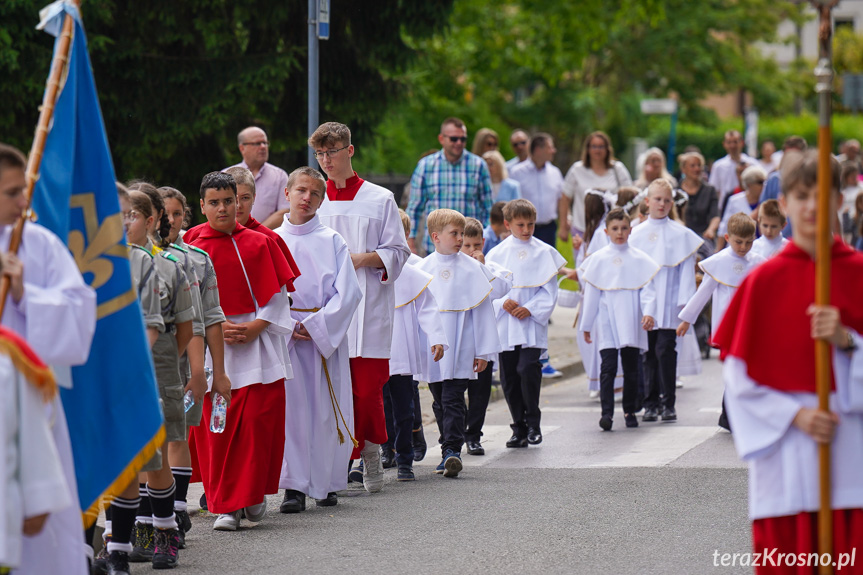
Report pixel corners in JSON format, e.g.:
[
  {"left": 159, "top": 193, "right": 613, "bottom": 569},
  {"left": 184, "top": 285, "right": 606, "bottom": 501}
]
[
  {"left": 503, "top": 198, "right": 537, "bottom": 221},
  {"left": 647, "top": 178, "right": 673, "bottom": 198},
  {"left": 740, "top": 165, "right": 767, "bottom": 190},
  {"left": 678, "top": 151, "right": 705, "bottom": 169},
  {"left": 427, "top": 209, "right": 465, "bottom": 235},
  {"left": 225, "top": 166, "right": 256, "bottom": 195},
  {"left": 482, "top": 150, "right": 508, "bottom": 180},
  {"left": 727, "top": 213, "right": 756, "bottom": 238},
  {"left": 399, "top": 208, "right": 411, "bottom": 237},
  {"left": 287, "top": 166, "right": 326, "bottom": 196},
  {"left": 464, "top": 217, "right": 484, "bottom": 238}
]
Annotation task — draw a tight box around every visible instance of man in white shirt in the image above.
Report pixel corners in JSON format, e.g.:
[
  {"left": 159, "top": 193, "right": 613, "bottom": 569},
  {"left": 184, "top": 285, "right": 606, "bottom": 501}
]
[
  {"left": 225, "top": 126, "right": 290, "bottom": 229},
  {"left": 509, "top": 133, "right": 563, "bottom": 247},
  {"left": 708, "top": 130, "right": 756, "bottom": 208},
  {"left": 506, "top": 129, "right": 530, "bottom": 170}
]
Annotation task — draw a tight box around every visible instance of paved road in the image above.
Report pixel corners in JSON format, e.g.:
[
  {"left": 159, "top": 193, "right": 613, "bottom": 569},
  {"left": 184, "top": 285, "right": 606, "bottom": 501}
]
[{"left": 149, "top": 355, "right": 753, "bottom": 575}]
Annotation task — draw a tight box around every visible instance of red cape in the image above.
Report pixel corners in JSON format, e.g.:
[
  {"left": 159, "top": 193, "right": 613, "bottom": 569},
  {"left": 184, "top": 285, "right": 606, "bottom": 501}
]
[
  {"left": 188, "top": 222, "right": 297, "bottom": 316},
  {"left": 0, "top": 325, "right": 56, "bottom": 399},
  {"left": 714, "top": 239, "right": 863, "bottom": 393},
  {"left": 244, "top": 216, "right": 302, "bottom": 280}
]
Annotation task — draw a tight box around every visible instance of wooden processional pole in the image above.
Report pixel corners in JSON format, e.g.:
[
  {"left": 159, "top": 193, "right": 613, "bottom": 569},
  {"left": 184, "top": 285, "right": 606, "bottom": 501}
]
[
  {"left": 0, "top": 6, "right": 77, "bottom": 321},
  {"left": 813, "top": 1, "right": 838, "bottom": 574}
]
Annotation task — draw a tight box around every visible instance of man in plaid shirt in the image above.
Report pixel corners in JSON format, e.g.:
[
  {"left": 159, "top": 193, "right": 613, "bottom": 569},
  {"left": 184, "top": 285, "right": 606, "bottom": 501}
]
[{"left": 407, "top": 117, "right": 493, "bottom": 255}]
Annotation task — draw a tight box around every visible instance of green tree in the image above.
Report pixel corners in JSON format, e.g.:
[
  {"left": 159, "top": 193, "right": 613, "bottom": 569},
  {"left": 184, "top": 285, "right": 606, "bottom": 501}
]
[{"left": 1, "top": 1, "right": 454, "bottom": 207}]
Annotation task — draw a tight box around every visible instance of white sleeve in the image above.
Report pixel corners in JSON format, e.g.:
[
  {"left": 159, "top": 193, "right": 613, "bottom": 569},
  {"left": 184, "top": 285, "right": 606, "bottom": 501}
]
[
  {"left": 302, "top": 241, "right": 363, "bottom": 359},
  {"left": 522, "top": 280, "right": 558, "bottom": 325},
  {"left": 473, "top": 297, "right": 501, "bottom": 358},
  {"left": 833, "top": 329, "right": 863, "bottom": 413},
  {"left": 678, "top": 275, "right": 718, "bottom": 324},
  {"left": 375, "top": 196, "right": 411, "bottom": 285},
  {"left": 17, "top": 374, "right": 71, "bottom": 519},
  {"left": 723, "top": 357, "right": 803, "bottom": 461},
  {"left": 414, "top": 287, "right": 449, "bottom": 350},
  {"left": 562, "top": 164, "right": 577, "bottom": 199},
  {"left": 641, "top": 277, "right": 657, "bottom": 319},
  {"left": 257, "top": 286, "right": 295, "bottom": 336},
  {"left": 677, "top": 255, "right": 697, "bottom": 307},
  {"left": 580, "top": 283, "right": 601, "bottom": 334},
  {"left": 489, "top": 270, "right": 513, "bottom": 300}
]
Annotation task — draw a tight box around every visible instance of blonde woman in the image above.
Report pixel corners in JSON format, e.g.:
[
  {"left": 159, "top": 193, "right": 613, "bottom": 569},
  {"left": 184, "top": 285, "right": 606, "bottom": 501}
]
[
  {"left": 472, "top": 128, "right": 499, "bottom": 156},
  {"left": 482, "top": 150, "right": 522, "bottom": 203},
  {"left": 634, "top": 147, "right": 677, "bottom": 189}
]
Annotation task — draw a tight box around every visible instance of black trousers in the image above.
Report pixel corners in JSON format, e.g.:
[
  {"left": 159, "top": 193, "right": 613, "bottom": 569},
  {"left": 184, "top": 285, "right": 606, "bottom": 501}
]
[
  {"left": 383, "top": 375, "right": 417, "bottom": 467},
  {"left": 599, "top": 347, "right": 640, "bottom": 418},
  {"left": 499, "top": 346, "right": 543, "bottom": 435},
  {"left": 464, "top": 360, "right": 493, "bottom": 443},
  {"left": 643, "top": 329, "right": 677, "bottom": 410},
  {"left": 428, "top": 379, "right": 469, "bottom": 455}
]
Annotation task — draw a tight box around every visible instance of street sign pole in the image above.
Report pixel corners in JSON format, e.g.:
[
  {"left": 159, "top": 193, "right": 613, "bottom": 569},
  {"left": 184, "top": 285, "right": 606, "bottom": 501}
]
[{"left": 307, "top": 0, "right": 318, "bottom": 167}]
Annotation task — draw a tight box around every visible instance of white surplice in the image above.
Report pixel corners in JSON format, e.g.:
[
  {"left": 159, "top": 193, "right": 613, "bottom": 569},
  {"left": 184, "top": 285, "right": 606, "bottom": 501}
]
[
  {"left": 416, "top": 252, "right": 500, "bottom": 382},
  {"left": 629, "top": 216, "right": 702, "bottom": 330},
  {"left": 486, "top": 236, "right": 566, "bottom": 352},
  {"left": 317, "top": 181, "right": 411, "bottom": 359},
  {"left": 1, "top": 355, "right": 69, "bottom": 570},
  {"left": 678, "top": 248, "right": 766, "bottom": 338},
  {"left": 274, "top": 215, "right": 362, "bottom": 499},
  {"left": 390, "top": 263, "right": 448, "bottom": 378},
  {"left": 724, "top": 333, "right": 863, "bottom": 520},
  {"left": 579, "top": 242, "right": 659, "bottom": 352},
  {"left": 750, "top": 234, "right": 788, "bottom": 260},
  {"left": 1, "top": 223, "right": 96, "bottom": 575}
]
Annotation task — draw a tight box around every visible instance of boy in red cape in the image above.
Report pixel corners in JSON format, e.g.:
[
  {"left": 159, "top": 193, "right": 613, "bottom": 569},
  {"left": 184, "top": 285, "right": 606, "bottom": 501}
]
[
  {"left": 188, "top": 172, "right": 297, "bottom": 531},
  {"left": 715, "top": 150, "right": 863, "bottom": 574}
]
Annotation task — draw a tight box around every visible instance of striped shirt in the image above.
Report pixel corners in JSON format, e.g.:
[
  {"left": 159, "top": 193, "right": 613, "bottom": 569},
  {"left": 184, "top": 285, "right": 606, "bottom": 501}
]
[{"left": 407, "top": 149, "right": 493, "bottom": 254}]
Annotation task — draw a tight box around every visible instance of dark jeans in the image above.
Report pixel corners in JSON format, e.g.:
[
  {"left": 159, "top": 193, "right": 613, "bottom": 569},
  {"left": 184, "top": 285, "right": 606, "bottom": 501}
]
[
  {"left": 643, "top": 329, "right": 677, "bottom": 410},
  {"left": 428, "top": 379, "right": 469, "bottom": 456},
  {"left": 382, "top": 375, "right": 417, "bottom": 467},
  {"left": 499, "top": 346, "right": 543, "bottom": 435},
  {"left": 533, "top": 221, "right": 558, "bottom": 247},
  {"left": 599, "top": 347, "right": 640, "bottom": 418},
  {"left": 465, "top": 360, "right": 493, "bottom": 443}
]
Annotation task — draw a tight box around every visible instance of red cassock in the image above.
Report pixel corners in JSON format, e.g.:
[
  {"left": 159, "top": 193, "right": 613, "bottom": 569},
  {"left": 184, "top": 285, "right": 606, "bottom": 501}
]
[
  {"left": 187, "top": 222, "right": 296, "bottom": 513},
  {"left": 715, "top": 239, "right": 863, "bottom": 574}
]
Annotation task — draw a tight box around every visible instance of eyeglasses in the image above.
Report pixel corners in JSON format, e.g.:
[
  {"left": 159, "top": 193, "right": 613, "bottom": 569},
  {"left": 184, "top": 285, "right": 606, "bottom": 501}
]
[
  {"left": 589, "top": 144, "right": 608, "bottom": 150},
  {"left": 242, "top": 141, "right": 268, "bottom": 147},
  {"left": 313, "top": 145, "right": 350, "bottom": 160},
  {"left": 444, "top": 136, "right": 467, "bottom": 143},
  {"left": 511, "top": 140, "right": 528, "bottom": 147},
  {"left": 122, "top": 210, "right": 140, "bottom": 223}
]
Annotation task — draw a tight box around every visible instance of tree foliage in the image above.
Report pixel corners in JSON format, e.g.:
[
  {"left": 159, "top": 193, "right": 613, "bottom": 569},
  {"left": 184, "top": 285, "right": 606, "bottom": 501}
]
[{"left": 1, "top": 0, "right": 454, "bottom": 201}]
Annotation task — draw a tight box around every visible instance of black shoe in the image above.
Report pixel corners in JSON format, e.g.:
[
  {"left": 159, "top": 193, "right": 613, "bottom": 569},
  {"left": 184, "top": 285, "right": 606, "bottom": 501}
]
[
  {"left": 506, "top": 434, "right": 528, "bottom": 448},
  {"left": 199, "top": 493, "right": 207, "bottom": 511},
  {"left": 315, "top": 492, "right": 338, "bottom": 507},
  {"left": 348, "top": 461, "right": 364, "bottom": 483},
  {"left": 527, "top": 428, "right": 542, "bottom": 445},
  {"left": 397, "top": 466, "right": 415, "bottom": 481},
  {"left": 624, "top": 413, "right": 639, "bottom": 428},
  {"left": 599, "top": 416, "right": 613, "bottom": 431},
  {"left": 465, "top": 440, "right": 485, "bottom": 456},
  {"left": 175, "top": 510, "right": 191, "bottom": 549},
  {"left": 279, "top": 489, "right": 306, "bottom": 513},
  {"left": 152, "top": 528, "right": 179, "bottom": 570},
  {"left": 642, "top": 407, "right": 659, "bottom": 422},
  {"left": 106, "top": 550, "right": 131, "bottom": 575},
  {"left": 93, "top": 538, "right": 110, "bottom": 575},
  {"left": 381, "top": 448, "right": 397, "bottom": 469},
  {"left": 129, "top": 522, "right": 154, "bottom": 562},
  {"left": 412, "top": 429, "right": 427, "bottom": 462},
  {"left": 661, "top": 407, "right": 677, "bottom": 422}
]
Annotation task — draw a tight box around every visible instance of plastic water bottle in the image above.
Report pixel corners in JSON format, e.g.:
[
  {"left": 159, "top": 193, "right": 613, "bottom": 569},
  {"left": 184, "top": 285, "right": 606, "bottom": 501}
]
[
  {"left": 210, "top": 392, "right": 227, "bottom": 433},
  {"left": 204, "top": 365, "right": 213, "bottom": 382},
  {"left": 183, "top": 390, "right": 195, "bottom": 413}
]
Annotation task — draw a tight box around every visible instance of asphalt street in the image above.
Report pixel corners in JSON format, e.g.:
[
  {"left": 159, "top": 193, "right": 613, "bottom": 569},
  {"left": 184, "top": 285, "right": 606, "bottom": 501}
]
[{"left": 148, "top": 355, "right": 753, "bottom": 575}]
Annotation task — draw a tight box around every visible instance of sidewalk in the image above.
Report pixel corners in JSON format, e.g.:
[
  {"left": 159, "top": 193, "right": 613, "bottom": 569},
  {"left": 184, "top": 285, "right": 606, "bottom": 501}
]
[{"left": 417, "top": 304, "right": 583, "bottom": 424}]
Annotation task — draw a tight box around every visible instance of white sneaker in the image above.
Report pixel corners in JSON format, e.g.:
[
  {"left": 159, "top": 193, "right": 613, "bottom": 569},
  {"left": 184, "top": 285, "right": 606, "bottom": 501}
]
[
  {"left": 361, "top": 442, "right": 384, "bottom": 493},
  {"left": 589, "top": 389, "right": 600, "bottom": 400},
  {"left": 676, "top": 378, "right": 684, "bottom": 388},
  {"left": 244, "top": 498, "right": 267, "bottom": 523},
  {"left": 213, "top": 510, "right": 240, "bottom": 531}
]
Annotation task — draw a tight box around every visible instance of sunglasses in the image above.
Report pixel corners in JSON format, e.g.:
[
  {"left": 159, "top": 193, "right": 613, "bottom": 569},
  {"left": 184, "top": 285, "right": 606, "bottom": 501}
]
[
  {"left": 511, "top": 140, "right": 527, "bottom": 147},
  {"left": 445, "top": 136, "right": 467, "bottom": 143}
]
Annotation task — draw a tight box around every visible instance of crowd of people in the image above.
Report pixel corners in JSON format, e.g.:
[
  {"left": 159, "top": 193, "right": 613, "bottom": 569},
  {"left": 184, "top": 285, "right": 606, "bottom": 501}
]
[{"left": 1, "top": 117, "right": 862, "bottom": 575}]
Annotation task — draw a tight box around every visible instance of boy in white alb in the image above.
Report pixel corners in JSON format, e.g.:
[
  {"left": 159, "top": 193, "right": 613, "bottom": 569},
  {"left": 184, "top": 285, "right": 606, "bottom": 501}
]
[
  {"left": 416, "top": 209, "right": 499, "bottom": 477},
  {"left": 629, "top": 179, "right": 702, "bottom": 423},
  {"left": 580, "top": 208, "right": 659, "bottom": 431},
  {"left": 385, "top": 211, "right": 448, "bottom": 481},
  {"left": 716, "top": 150, "right": 863, "bottom": 564},
  {"left": 460, "top": 217, "right": 512, "bottom": 455},
  {"left": 750, "top": 199, "right": 788, "bottom": 260},
  {"left": 0, "top": 327, "right": 69, "bottom": 574},
  {"left": 678, "top": 213, "right": 765, "bottom": 431},
  {"left": 486, "top": 199, "right": 566, "bottom": 447},
  {"left": 311, "top": 122, "right": 411, "bottom": 493},
  {"left": 274, "top": 167, "right": 362, "bottom": 512}
]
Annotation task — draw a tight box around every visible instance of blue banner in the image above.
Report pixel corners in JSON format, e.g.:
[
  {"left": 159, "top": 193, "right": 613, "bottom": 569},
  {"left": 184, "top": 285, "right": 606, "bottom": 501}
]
[{"left": 31, "top": 1, "right": 164, "bottom": 524}]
